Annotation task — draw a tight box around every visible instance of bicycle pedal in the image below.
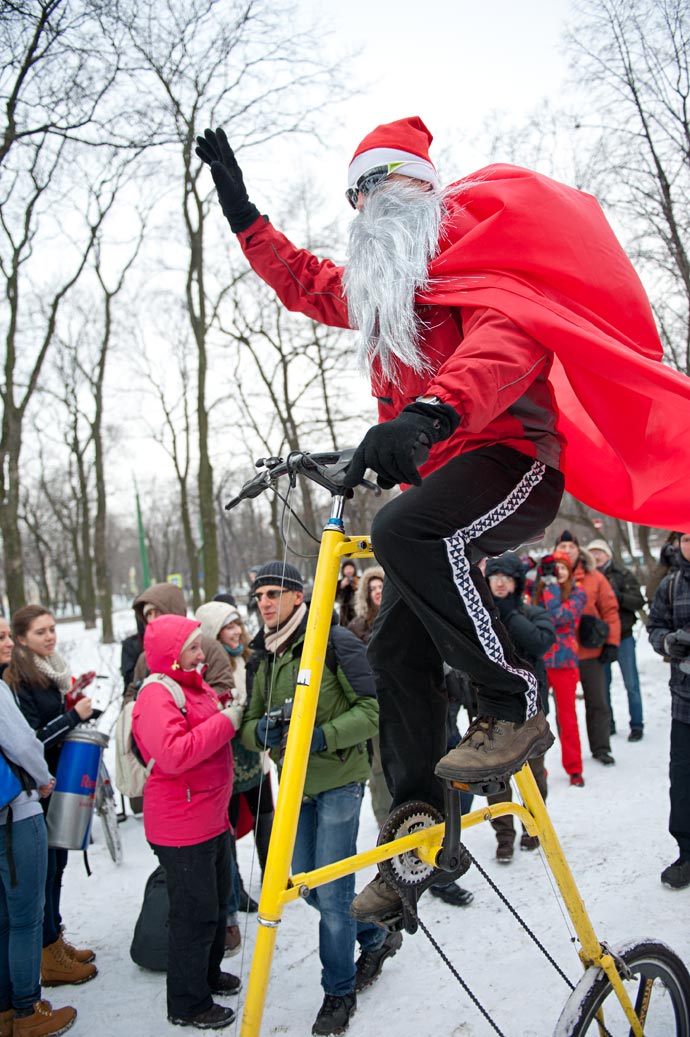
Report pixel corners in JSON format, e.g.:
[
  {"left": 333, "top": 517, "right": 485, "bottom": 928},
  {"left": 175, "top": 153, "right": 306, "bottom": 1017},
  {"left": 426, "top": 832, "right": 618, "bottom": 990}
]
[
  {"left": 373, "top": 911, "right": 405, "bottom": 934},
  {"left": 449, "top": 777, "right": 508, "bottom": 796}
]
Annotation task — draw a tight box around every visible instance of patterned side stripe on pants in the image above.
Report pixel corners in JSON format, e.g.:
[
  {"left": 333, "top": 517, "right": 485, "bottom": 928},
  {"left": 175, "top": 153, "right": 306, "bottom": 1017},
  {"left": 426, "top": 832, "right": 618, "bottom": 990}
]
[{"left": 443, "top": 460, "right": 547, "bottom": 719}]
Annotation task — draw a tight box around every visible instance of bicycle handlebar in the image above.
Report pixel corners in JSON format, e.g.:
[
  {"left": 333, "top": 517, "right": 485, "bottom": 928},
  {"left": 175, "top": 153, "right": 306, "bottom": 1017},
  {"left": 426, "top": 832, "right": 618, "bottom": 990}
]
[{"left": 225, "top": 448, "right": 375, "bottom": 511}]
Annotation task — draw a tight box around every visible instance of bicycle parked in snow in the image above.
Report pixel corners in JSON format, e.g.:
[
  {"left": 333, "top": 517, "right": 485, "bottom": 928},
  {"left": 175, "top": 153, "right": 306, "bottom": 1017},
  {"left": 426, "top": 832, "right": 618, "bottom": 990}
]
[{"left": 227, "top": 447, "right": 690, "bottom": 1037}]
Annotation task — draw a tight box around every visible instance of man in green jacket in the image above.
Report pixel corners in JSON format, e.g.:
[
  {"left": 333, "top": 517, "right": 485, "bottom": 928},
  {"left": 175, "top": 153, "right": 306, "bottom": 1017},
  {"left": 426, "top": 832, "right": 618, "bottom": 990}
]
[{"left": 240, "top": 560, "right": 400, "bottom": 1037}]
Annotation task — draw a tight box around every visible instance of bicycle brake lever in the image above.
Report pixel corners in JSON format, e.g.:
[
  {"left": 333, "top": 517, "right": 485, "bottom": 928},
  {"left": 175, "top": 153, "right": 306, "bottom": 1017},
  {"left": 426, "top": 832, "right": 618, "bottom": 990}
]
[{"left": 225, "top": 469, "right": 271, "bottom": 510}]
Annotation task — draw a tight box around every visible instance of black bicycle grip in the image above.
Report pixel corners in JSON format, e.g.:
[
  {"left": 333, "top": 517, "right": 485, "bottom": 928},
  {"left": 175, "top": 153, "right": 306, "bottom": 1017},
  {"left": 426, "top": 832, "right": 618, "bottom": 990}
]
[{"left": 225, "top": 470, "right": 270, "bottom": 510}]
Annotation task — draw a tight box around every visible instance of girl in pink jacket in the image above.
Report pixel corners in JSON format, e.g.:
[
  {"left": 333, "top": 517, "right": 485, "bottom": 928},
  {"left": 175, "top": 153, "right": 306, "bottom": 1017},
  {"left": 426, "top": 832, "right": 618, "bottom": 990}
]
[{"left": 132, "top": 614, "right": 243, "bottom": 1031}]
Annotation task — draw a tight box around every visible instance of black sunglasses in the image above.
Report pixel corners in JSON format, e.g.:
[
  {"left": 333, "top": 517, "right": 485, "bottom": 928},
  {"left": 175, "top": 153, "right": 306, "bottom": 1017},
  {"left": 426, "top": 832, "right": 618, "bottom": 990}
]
[
  {"left": 345, "top": 165, "right": 390, "bottom": 209},
  {"left": 252, "top": 589, "right": 291, "bottom": 601}
]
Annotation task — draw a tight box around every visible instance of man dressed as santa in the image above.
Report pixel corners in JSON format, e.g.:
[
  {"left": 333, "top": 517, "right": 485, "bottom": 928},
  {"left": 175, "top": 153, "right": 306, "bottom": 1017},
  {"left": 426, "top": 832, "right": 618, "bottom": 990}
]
[{"left": 197, "top": 115, "right": 690, "bottom": 926}]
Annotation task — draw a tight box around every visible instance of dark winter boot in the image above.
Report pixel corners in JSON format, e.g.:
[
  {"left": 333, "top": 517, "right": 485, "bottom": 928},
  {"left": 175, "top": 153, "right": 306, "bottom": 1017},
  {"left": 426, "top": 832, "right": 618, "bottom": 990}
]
[
  {"left": 355, "top": 931, "right": 402, "bottom": 991},
  {"left": 429, "top": 882, "right": 474, "bottom": 907},
  {"left": 208, "top": 972, "right": 241, "bottom": 995},
  {"left": 660, "top": 858, "right": 690, "bottom": 890},
  {"left": 311, "top": 992, "right": 356, "bottom": 1036},
  {"left": 255, "top": 811, "right": 274, "bottom": 879},
  {"left": 168, "top": 1003, "right": 235, "bottom": 1029}
]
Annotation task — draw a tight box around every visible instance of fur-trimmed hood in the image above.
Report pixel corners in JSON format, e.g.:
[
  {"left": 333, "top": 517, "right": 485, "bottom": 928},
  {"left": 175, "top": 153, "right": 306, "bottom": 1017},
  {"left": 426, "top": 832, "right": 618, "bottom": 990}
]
[
  {"left": 575, "top": 549, "right": 597, "bottom": 574},
  {"left": 353, "top": 566, "right": 385, "bottom": 620}
]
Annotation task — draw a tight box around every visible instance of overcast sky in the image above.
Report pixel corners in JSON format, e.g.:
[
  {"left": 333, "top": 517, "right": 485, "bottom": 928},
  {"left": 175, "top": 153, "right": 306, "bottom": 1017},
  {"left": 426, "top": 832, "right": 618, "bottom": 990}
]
[{"left": 261, "top": 0, "right": 578, "bottom": 215}]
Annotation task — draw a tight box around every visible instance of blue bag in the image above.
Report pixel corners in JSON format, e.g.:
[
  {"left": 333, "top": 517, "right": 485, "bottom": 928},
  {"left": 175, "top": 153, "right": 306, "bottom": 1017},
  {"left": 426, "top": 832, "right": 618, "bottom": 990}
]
[{"left": 0, "top": 750, "right": 23, "bottom": 810}]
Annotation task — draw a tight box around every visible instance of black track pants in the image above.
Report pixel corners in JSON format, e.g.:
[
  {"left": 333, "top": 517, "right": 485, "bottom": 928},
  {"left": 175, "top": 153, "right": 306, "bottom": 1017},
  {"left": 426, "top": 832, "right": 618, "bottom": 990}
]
[{"left": 367, "top": 446, "right": 564, "bottom": 813}]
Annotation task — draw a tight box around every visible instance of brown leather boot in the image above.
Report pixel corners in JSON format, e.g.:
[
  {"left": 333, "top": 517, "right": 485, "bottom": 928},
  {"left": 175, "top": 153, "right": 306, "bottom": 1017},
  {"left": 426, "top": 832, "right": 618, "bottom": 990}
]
[
  {"left": 40, "top": 940, "right": 97, "bottom": 987},
  {"left": 57, "top": 935, "right": 95, "bottom": 965},
  {"left": 435, "top": 713, "right": 555, "bottom": 784},
  {"left": 13, "top": 1001, "right": 76, "bottom": 1037},
  {"left": 0, "top": 1007, "right": 13, "bottom": 1037}
]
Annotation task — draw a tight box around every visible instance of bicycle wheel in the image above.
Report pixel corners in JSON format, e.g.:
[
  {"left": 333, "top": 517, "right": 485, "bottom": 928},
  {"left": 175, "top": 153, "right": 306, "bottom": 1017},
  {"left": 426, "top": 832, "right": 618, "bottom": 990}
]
[
  {"left": 95, "top": 763, "right": 123, "bottom": 865},
  {"left": 555, "top": 940, "right": 690, "bottom": 1036}
]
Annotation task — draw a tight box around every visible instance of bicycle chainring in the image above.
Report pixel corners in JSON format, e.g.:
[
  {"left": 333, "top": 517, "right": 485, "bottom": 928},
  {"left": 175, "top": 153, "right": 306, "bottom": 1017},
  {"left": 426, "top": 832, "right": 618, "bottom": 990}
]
[{"left": 378, "top": 801, "right": 446, "bottom": 890}]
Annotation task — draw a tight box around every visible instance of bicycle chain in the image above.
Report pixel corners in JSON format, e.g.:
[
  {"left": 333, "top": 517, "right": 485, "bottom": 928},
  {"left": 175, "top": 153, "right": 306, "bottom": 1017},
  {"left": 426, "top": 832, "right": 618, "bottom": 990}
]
[
  {"left": 415, "top": 908, "right": 508, "bottom": 1037},
  {"left": 410, "top": 847, "right": 621, "bottom": 1037},
  {"left": 465, "top": 847, "right": 575, "bottom": 991}
]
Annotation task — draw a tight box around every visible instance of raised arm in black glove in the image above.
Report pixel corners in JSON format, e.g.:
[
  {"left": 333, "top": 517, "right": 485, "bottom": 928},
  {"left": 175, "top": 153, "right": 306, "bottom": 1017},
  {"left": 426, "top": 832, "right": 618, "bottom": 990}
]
[
  {"left": 195, "top": 127, "right": 260, "bottom": 234},
  {"left": 343, "top": 400, "right": 460, "bottom": 490}
]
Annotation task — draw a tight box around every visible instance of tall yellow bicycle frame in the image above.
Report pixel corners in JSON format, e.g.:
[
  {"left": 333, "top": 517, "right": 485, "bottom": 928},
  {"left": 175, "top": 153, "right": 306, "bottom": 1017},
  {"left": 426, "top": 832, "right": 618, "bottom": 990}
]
[{"left": 234, "top": 460, "right": 651, "bottom": 1037}]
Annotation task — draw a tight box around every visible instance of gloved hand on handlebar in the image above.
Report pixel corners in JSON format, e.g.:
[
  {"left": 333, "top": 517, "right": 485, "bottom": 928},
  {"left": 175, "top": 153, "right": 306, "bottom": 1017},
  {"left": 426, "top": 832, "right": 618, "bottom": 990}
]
[
  {"left": 195, "top": 127, "right": 261, "bottom": 234},
  {"left": 343, "top": 401, "right": 460, "bottom": 490}
]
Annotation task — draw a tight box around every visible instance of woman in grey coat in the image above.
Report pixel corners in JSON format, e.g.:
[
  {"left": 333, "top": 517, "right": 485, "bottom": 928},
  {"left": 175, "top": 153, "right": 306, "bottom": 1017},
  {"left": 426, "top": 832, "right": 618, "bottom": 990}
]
[{"left": 0, "top": 616, "right": 76, "bottom": 1037}]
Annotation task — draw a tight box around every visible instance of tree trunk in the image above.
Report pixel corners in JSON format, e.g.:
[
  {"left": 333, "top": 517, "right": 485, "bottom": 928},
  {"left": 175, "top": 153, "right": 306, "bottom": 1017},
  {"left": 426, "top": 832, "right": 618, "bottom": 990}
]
[
  {"left": 179, "top": 479, "right": 201, "bottom": 611},
  {"left": 0, "top": 410, "right": 26, "bottom": 611}
]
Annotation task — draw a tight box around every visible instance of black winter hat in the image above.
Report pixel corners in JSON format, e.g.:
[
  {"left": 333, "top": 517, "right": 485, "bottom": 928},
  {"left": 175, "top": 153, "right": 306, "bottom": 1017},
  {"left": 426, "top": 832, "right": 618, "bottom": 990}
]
[
  {"left": 555, "top": 529, "right": 579, "bottom": 547},
  {"left": 485, "top": 552, "right": 525, "bottom": 596},
  {"left": 253, "top": 560, "right": 304, "bottom": 594}
]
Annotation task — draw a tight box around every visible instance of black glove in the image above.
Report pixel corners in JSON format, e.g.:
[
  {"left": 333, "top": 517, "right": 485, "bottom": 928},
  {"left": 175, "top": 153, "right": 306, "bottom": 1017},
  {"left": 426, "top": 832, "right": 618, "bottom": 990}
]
[
  {"left": 195, "top": 127, "right": 260, "bottom": 234},
  {"left": 255, "top": 714, "right": 283, "bottom": 749},
  {"left": 599, "top": 644, "right": 618, "bottom": 666},
  {"left": 664, "top": 630, "right": 690, "bottom": 660},
  {"left": 495, "top": 595, "right": 519, "bottom": 621},
  {"left": 343, "top": 402, "right": 460, "bottom": 490},
  {"left": 310, "top": 727, "right": 327, "bottom": 753},
  {"left": 538, "top": 555, "right": 558, "bottom": 578}
]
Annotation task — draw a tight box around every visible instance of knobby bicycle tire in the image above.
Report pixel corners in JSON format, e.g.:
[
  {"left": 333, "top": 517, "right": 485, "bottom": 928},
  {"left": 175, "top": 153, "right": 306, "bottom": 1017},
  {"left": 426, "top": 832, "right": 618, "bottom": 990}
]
[{"left": 554, "top": 939, "right": 690, "bottom": 1036}]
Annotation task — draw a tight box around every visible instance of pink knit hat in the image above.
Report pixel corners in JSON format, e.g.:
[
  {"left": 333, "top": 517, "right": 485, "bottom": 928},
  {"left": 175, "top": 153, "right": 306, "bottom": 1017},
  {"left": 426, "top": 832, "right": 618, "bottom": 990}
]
[{"left": 347, "top": 116, "right": 439, "bottom": 192}]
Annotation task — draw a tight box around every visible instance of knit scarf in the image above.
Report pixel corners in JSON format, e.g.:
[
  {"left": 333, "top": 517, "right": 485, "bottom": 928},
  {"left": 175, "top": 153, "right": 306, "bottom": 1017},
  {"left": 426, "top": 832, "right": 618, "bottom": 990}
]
[
  {"left": 33, "top": 651, "right": 72, "bottom": 696},
  {"left": 264, "top": 602, "right": 307, "bottom": 657}
]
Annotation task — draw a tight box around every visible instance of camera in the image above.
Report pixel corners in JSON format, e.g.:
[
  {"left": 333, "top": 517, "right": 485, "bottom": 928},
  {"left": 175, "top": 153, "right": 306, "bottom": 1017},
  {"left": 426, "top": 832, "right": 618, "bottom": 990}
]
[{"left": 265, "top": 698, "right": 294, "bottom": 763}]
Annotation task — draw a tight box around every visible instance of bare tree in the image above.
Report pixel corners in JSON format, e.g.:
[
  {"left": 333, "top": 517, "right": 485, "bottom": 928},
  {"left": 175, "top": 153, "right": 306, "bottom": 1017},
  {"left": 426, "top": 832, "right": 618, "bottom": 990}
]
[
  {"left": 565, "top": 0, "right": 690, "bottom": 371},
  {"left": 138, "top": 329, "right": 203, "bottom": 609},
  {"left": 113, "top": 0, "right": 355, "bottom": 598},
  {"left": 1, "top": 1, "right": 142, "bottom": 612},
  {"left": 0, "top": 0, "right": 126, "bottom": 166}
]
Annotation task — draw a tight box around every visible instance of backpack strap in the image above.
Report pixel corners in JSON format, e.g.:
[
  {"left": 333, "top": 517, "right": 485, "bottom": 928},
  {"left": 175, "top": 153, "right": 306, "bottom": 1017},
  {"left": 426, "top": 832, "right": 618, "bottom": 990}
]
[
  {"left": 668, "top": 570, "right": 681, "bottom": 609},
  {"left": 325, "top": 626, "right": 377, "bottom": 698},
  {"left": 135, "top": 676, "right": 187, "bottom": 778},
  {"left": 140, "top": 674, "right": 187, "bottom": 713}
]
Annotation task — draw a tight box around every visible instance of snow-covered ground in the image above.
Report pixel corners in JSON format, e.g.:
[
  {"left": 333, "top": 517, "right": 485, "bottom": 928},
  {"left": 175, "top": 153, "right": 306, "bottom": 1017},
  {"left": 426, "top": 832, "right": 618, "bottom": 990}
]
[{"left": 52, "top": 613, "right": 688, "bottom": 1036}]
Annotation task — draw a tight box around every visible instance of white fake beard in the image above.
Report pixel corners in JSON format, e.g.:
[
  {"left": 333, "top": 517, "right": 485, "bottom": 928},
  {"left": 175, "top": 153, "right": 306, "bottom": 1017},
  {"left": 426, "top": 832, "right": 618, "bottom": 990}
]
[{"left": 343, "top": 180, "right": 445, "bottom": 386}]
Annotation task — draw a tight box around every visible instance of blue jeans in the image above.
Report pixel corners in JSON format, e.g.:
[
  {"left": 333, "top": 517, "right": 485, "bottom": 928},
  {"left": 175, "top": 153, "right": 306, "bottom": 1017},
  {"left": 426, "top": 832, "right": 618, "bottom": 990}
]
[
  {"left": 0, "top": 815, "right": 48, "bottom": 1011},
  {"left": 43, "top": 847, "right": 67, "bottom": 947},
  {"left": 292, "top": 783, "right": 384, "bottom": 997},
  {"left": 604, "top": 635, "right": 644, "bottom": 730}
]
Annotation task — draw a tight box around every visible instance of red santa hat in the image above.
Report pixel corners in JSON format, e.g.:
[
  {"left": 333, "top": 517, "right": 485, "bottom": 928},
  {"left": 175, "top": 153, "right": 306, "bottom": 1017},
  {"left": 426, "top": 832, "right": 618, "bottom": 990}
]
[{"left": 347, "top": 116, "right": 439, "bottom": 192}]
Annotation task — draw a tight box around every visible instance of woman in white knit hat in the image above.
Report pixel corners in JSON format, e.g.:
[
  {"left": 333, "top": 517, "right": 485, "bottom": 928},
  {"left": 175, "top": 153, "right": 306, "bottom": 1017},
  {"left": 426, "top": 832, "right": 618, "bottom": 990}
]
[{"left": 195, "top": 602, "right": 274, "bottom": 937}]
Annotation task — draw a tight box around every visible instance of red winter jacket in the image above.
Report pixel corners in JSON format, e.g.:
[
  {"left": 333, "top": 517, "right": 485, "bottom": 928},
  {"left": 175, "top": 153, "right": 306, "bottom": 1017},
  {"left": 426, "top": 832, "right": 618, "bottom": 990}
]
[
  {"left": 131, "top": 615, "right": 236, "bottom": 847},
  {"left": 237, "top": 165, "right": 690, "bottom": 528},
  {"left": 572, "top": 555, "right": 621, "bottom": 662},
  {"left": 238, "top": 216, "right": 564, "bottom": 479}
]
